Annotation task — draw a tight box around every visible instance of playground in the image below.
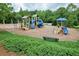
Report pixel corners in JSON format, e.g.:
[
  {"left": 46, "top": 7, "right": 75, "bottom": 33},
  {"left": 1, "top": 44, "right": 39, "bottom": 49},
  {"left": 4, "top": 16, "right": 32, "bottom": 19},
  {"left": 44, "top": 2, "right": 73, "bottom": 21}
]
[
  {"left": 1, "top": 3, "right": 79, "bottom": 56},
  {"left": 0, "top": 24, "right": 79, "bottom": 41},
  {"left": 0, "top": 16, "right": 79, "bottom": 56},
  {"left": 0, "top": 15, "right": 79, "bottom": 41}
]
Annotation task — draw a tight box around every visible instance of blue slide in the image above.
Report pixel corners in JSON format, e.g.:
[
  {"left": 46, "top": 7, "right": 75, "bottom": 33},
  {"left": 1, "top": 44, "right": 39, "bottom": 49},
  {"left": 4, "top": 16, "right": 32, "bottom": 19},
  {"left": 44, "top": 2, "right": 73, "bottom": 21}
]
[
  {"left": 63, "top": 27, "right": 68, "bottom": 35},
  {"left": 30, "top": 19, "right": 43, "bottom": 29},
  {"left": 37, "top": 19, "right": 43, "bottom": 28}
]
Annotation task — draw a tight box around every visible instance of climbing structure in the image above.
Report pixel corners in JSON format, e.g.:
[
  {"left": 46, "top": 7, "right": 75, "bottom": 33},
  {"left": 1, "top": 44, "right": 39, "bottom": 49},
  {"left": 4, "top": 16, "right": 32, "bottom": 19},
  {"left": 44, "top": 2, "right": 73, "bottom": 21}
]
[
  {"left": 21, "top": 16, "right": 30, "bottom": 30},
  {"left": 21, "top": 15, "right": 43, "bottom": 30}
]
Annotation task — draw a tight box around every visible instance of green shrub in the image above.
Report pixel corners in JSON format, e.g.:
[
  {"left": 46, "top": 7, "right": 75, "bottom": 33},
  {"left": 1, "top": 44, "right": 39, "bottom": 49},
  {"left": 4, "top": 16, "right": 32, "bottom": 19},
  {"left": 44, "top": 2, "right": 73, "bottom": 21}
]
[
  {"left": 0, "top": 31, "right": 79, "bottom": 56},
  {"left": 73, "top": 26, "right": 79, "bottom": 29}
]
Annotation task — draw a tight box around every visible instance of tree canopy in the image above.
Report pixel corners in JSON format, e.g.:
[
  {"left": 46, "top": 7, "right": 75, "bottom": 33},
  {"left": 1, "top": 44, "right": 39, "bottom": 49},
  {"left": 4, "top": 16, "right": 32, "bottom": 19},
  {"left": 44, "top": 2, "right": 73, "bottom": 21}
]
[{"left": 0, "top": 3, "right": 79, "bottom": 27}]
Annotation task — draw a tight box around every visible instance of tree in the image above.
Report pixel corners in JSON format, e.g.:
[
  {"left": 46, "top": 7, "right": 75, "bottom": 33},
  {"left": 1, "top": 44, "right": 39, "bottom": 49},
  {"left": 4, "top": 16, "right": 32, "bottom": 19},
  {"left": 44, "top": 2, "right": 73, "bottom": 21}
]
[
  {"left": 44, "top": 10, "right": 53, "bottom": 23},
  {"left": 65, "top": 3, "right": 78, "bottom": 27},
  {"left": 0, "top": 3, "right": 13, "bottom": 24},
  {"left": 67, "top": 14, "right": 77, "bottom": 27},
  {"left": 15, "top": 13, "right": 22, "bottom": 24},
  {"left": 56, "top": 7, "right": 67, "bottom": 18},
  {"left": 67, "top": 3, "right": 77, "bottom": 12},
  {"left": 75, "top": 8, "right": 79, "bottom": 25},
  {"left": 36, "top": 10, "right": 46, "bottom": 22}
]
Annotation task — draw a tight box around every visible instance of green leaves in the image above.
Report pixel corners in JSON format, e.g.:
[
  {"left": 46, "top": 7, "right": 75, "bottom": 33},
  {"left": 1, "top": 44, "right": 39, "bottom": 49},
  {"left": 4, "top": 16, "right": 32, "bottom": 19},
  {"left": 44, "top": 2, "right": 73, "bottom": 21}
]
[
  {"left": 0, "top": 3, "right": 13, "bottom": 23},
  {"left": 0, "top": 31, "right": 79, "bottom": 56},
  {"left": 0, "top": 3, "right": 79, "bottom": 27}
]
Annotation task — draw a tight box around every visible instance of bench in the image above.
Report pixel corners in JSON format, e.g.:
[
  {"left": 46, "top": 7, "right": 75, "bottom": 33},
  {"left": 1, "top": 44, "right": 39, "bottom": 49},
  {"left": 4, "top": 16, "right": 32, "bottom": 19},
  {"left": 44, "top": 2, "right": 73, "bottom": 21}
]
[{"left": 43, "top": 36, "right": 59, "bottom": 42}]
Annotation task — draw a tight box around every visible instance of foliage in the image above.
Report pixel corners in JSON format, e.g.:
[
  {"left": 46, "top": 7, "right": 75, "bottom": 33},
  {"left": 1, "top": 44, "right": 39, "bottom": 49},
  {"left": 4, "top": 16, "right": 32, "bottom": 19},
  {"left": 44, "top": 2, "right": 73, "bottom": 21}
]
[
  {"left": 73, "top": 25, "right": 79, "bottom": 29},
  {"left": 0, "top": 3, "right": 13, "bottom": 23},
  {"left": 0, "top": 31, "right": 79, "bottom": 56},
  {"left": 0, "top": 3, "right": 79, "bottom": 27}
]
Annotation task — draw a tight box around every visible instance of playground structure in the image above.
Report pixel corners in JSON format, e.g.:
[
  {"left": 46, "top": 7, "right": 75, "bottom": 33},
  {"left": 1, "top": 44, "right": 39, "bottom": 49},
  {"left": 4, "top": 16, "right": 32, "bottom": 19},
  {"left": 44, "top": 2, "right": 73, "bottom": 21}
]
[
  {"left": 21, "top": 16, "right": 30, "bottom": 30},
  {"left": 20, "top": 15, "right": 68, "bottom": 35},
  {"left": 21, "top": 14, "right": 43, "bottom": 30},
  {"left": 21, "top": 17, "right": 68, "bottom": 35},
  {"left": 0, "top": 23, "right": 79, "bottom": 41},
  {"left": 0, "top": 16, "right": 79, "bottom": 41},
  {"left": 56, "top": 18, "right": 68, "bottom": 35}
]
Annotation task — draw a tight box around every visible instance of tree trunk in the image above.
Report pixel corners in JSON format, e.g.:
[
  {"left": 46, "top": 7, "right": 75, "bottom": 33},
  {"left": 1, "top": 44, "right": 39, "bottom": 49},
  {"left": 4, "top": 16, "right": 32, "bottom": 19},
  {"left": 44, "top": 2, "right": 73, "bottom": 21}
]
[
  {"left": 3, "top": 19, "right": 5, "bottom": 24},
  {"left": 17, "top": 19, "right": 19, "bottom": 24},
  {"left": 11, "top": 19, "right": 13, "bottom": 24}
]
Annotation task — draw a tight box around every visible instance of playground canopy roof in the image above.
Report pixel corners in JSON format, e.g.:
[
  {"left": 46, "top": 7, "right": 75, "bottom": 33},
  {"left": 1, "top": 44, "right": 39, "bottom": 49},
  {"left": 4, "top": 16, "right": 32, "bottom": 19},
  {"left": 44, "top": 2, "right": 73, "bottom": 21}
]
[
  {"left": 22, "top": 16, "right": 28, "bottom": 19},
  {"left": 57, "top": 18, "right": 67, "bottom": 22},
  {"left": 32, "top": 14, "right": 37, "bottom": 18}
]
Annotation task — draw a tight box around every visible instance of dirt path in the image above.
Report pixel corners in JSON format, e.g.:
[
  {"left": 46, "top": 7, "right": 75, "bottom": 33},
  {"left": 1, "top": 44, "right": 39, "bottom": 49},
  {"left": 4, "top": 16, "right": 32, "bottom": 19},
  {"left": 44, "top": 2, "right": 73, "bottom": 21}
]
[{"left": 0, "top": 45, "right": 16, "bottom": 56}]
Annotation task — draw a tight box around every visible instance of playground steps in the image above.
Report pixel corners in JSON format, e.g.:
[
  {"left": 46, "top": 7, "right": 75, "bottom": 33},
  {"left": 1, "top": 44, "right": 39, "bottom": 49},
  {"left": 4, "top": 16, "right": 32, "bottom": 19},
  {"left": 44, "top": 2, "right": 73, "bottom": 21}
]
[{"left": 21, "top": 27, "right": 29, "bottom": 30}]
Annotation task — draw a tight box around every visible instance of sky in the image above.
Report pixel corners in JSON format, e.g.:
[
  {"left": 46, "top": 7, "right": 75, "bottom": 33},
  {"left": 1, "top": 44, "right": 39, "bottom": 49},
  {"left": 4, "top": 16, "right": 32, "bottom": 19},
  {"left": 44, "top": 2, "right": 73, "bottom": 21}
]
[
  {"left": 12, "top": 3, "right": 79, "bottom": 12},
  {"left": 1, "top": 0, "right": 79, "bottom": 12}
]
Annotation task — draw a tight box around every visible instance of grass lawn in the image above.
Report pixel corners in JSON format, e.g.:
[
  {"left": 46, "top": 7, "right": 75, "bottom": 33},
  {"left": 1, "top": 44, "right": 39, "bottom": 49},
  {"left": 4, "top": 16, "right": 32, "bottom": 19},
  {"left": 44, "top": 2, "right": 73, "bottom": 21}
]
[{"left": 0, "top": 31, "right": 79, "bottom": 56}]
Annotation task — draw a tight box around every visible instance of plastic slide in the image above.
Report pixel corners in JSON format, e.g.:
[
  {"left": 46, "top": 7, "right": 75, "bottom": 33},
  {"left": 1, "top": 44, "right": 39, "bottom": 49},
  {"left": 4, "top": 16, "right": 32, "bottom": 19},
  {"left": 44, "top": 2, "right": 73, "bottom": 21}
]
[
  {"left": 63, "top": 27, "right": 68, "bottom": 35},
  {"left": 30, "top": 19, "right": 43, "bottom": 29},
  {"left": 37, "top": 19, "right": 43, "bottom": 28}
]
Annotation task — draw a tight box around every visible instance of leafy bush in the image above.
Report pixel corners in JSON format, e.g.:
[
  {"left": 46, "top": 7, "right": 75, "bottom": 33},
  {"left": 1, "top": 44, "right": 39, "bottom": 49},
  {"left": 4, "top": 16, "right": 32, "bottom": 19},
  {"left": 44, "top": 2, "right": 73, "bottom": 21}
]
[
  {"left": 0, "top": 31, "right": 79, "bottom": 56},
  {"left": 73, "top": 26, "right": 79, "bottom": 29},
  {"left": 52, "top": 20, "right": 57, "bottom": 26}
]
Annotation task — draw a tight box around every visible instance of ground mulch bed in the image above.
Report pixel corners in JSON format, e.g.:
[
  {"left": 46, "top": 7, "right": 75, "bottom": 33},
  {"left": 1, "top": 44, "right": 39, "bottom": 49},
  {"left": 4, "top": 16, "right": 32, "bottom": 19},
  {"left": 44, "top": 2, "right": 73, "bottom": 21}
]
[
  {"left": 0, "top": 44, "right": 16, "bottom": 56},
  {"left": 4, "top": 26, "right": 79, "bottom": 41}
]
